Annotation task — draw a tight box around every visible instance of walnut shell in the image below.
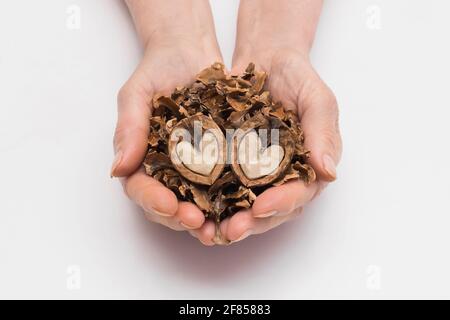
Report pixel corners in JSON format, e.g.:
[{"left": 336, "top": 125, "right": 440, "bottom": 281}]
[
  {"left": 231, "top": 114, "right": 294, "bottom": 187},
  {"left": 168, "top": 114, "right": 226, "bottom": 186}
]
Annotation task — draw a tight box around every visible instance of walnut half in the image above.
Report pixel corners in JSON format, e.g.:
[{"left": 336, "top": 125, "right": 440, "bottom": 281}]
[
  {"left": 168, "top": 114, "right": 226, "bottom": 186},
  {"left": 231, "top": 113, "right": 294, "bottom": 187}
]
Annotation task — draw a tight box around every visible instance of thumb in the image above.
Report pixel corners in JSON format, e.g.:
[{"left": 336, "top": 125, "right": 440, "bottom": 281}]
[
  {"left": 299, "top": 83, "right": 342, "bottom": 182},
  {"left": 111, "top": 83, "right": 151, "bottom": 177}
]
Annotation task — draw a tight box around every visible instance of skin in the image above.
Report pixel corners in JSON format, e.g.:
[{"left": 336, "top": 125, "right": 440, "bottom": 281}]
[
  {"left": 220, "top": 0, "right": 343, "bottom": 243},
  {"left": 112, "top": 0, "right": 222, "bottom": 245},
  {"left": 112, "top": 0, "right": 342, "bottom": 246}
]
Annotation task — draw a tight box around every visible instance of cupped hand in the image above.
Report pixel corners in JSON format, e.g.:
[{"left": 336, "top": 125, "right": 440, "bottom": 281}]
[
  {"left": 111, "top": 40, "right": 222, "bottom": 246},
  {"left": 220, "top": 48, "right": 342, "bottom": 244}
]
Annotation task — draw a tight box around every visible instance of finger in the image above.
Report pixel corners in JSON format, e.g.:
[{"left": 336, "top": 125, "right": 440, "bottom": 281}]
[
  {"left": 225, "top": 210, "right": 254, "bottom": 243},
  {"left": 144, "top": 202, "right": 206, "bottom": 232},
  {"left": 175, "top": 202, "right": 205, "bottom": 230},
  {"left": 225, "top": 208, "right": 303, "bottom": 243},
  {"left": 122, "top": 170, "right": 178, "bottom": 216},
  {"left": 252, "top": 207, "right": 303, "bottom": 235},
  {"left": 219, "top": 218, "right": 230, "bottom": 242},
  {"left": 207, "top": 217, "right": 232, "bottom": 245},
  {"left": 146, "top": 202, "right": 207, "bottom": 233},
  {"left": 189, "top": 220, "right": 216, "bottom": 246},
  {"left": 299, "top": 80, "right": 342, "bottom": 182},
  {"left": 111, "top": 82, "right": 152, "bottom": 177},
  {"left": 144, "top": 211, "right": 184, "bottom": 231},
  {"left": 251, "top": 180, "right": 319, "bottom": 218}
]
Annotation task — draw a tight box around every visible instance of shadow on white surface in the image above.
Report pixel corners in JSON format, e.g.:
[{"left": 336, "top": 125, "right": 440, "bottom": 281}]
[{"left": 128, "top": 204, "right": 307, "bottom": 283}]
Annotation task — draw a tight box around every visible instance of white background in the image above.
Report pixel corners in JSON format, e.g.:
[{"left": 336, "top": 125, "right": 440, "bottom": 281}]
[{"left": 1, "top": 0, "right": 450, "bottom": 299}]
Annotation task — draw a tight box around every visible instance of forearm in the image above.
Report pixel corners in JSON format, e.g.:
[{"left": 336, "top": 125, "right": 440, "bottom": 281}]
[
  {"left": 235, "top": 0, "right": 323, "bottom": 58},
  {"left": 125, "top": 0, "right": 219, "bottom": 50}
]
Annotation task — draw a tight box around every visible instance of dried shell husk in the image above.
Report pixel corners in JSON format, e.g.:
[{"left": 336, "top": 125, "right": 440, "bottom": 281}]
[{"left": 143, "top": 62, "right": 315, "bottom": 226}]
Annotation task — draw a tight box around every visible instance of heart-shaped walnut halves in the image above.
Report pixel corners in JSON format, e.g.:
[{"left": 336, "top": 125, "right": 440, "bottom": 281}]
[
  {"left": 168, "top": 113, "right": 294, "bottom": 188},
  {"left": 231, "top": 114, "right": 294, "bottom": 187},
  {"left": 169, "top": 114, "right": 226, "bottom": 186}
]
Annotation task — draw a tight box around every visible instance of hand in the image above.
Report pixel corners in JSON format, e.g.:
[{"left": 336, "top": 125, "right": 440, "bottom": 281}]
[
  {"left": 111, "top": 0, "right": 223, "bottom": 245},
  {"left": 219, "top": 0, "right": 342, "bottom": 244}
]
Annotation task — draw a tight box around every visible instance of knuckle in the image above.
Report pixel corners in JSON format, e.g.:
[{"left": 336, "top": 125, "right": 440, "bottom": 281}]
[
  {"left": 113, "top": 125, "right": 148, "bottom": 151},
  {"left": 113, "top": 127, "right": 126, "bottom": 151},
  {"left": 323, "top": 90, "right": 339, "bottom": 115},
  {"left": 117, "top": 84, "right": 133, "bottom": 105},
  {"left": 323, "top": 108, "right": 342, "bottom": 158},
  {"left": 320, "top": 89, "right": 341, "bottom": 148},
  {"left": 113, "top": 122, "right": 127, "bottom": 144},
  {"left": 322, "top": 129, "right": 340, "bottom": 154}
]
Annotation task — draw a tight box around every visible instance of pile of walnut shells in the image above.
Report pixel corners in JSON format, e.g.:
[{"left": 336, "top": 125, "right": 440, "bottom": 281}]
[{"left": 143, "top": 62, "right": 315, "bottom": 225}]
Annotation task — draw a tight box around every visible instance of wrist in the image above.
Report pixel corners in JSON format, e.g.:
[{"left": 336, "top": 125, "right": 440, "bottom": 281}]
[
  {"left": 234, "top": 0, "right": 322, "bottom": 66},
  {"left": 233, "top": 45, "right": 310, "bottom": 75},
  {"left": 143, "top": 30, "right": 220, "bottom": 58},
  {"left": 126, "top": 0, "right": 220, "bottom": 56},
  {"left": 234, "top": 24, "right": 313, "bottom": 61}
]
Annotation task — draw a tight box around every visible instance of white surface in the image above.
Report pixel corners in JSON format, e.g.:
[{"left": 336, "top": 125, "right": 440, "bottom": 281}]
[{"left": 1, "top": 0, "right": 450, "bottom": 299}]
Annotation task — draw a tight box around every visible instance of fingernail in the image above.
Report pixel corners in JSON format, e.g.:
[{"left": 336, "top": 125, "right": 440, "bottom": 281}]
[
  {"left": 255, "top": 210, "right": 278, "bottom": 218},
  {"left": 110, "top": 150, "right": 123, "bottom": 178},
  {"left": 144, "top": 204, "right": 173, "bottom": 217},
  {"left": 189, "top": 230, "right": 215, "bottom": 246},
  {"left": 231, "top": 229, "right": 253, "bottom": 244},
  {"left": 323, "top": 154, "right": 337, "bottom": 181},
  {"left": 151, "top": 208, "right": 173, "bottom": 217},
  {"left": 180, "top": 222, "right": 197, "bottom": 230}
]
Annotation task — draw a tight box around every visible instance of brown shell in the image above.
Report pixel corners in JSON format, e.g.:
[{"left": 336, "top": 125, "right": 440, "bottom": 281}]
[
  {"left": 230, "top": 114, "right": 295, "bottom": 187},
  {"left": 168, "top": 114, "right": 226, "bottom": 186}
]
